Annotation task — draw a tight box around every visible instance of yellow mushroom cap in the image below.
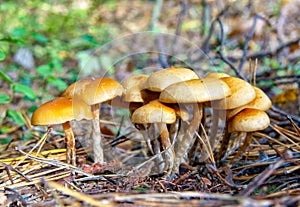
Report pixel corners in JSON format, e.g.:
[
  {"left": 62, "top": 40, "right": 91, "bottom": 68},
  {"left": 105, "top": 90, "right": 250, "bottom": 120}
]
[
  {"left": 213, "top": 77, "right": 256, "bottom": 109},
  {"left": 228, "top": 108, "right": 270, "bottom": 133},
  {"left": 122, "top": 74, "right": 149, "bottom": 103},
  {"left": 227, "top": 87, "right": 272, "bottom": 119},
  {"left": 205, "top": 72, "right": 231, "bottom": 79},
  {"left": 62, "top": 78, "right": 91, "bottom": 98},
  {"left": 159, "top": 78, "right": 231, "bottom": 103},
  {"left": 31, "top": 97, "right": 93, "bottom": 126},
  {"left": 122, "top": 74, "right": 149, "bottom": 91},
  {"left": 131, "top": 100, "right": 176, "bottom": 124},
  {"left": 62, "top": 77, "right": 124, "bottom": 105},
  {"left": 141, "top": 67, "right": 199, "bottom": 92}
]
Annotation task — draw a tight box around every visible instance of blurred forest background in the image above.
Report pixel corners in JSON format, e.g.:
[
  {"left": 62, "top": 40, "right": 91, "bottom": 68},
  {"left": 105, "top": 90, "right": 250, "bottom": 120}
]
[{"left": 0, "top": 0, "right": 299, "bottom": 138}]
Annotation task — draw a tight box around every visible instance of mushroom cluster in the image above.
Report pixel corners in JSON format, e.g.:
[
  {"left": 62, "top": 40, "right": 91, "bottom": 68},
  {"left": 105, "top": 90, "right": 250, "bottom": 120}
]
[{"left": 31, "top": 67, "right": 271, "bottom": 175}]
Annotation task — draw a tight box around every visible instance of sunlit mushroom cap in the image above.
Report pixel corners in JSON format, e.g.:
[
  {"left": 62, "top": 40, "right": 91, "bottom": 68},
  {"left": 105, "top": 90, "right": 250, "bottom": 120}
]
[
  {"left": 31, "top": 97, "right": 93, "bottom": 126},
  {"left": 62, "top": 77, "right": 124, "bottom": 105},
  {"left": 141, "top": 67, "right": 199, "bottom": 92},
  {"left": 205, "top": 72, "right": 231, "bottom": 79},
  {"left": 131, "top": 100, "right": 176, "bottom": 124},
  {"left": 122, "top": 74, "right": 149, "bottom": 103},
  {"left": 62, "top": 78, "right": 92, "bottom": 98},
  {"left": 122, "top": 74, "right": 149, "bottom": 91},
  {"left": 213, "top": 77, "right": 256, "bottom": 109},
  {"left": 159, "top": 78, "right": 231, "bottom": 103},
  {"left": 228, "top": 108, "right": 270, "bottom": 133},
  {"left": 227, "top": 87, "right": 272, "bottom": 119}
]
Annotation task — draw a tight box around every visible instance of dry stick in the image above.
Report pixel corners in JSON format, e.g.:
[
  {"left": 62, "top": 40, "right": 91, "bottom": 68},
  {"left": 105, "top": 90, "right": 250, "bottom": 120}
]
[
  {"left": 216, "top": 18, "right": 246, "bottom": 80},
  {"left": 201, "top": 122, "right": 215, "bottom": 164},
  {"left": 4, "top": 187, "right": 27, "bottom": 206},
  {"left": 270, "top": 106, "right": 300, "bottom": 123},
  {"left": 13, "top": 128, "right": 52, "bottom": 168},
  {"left": 253, "top": 58, "right": 258, "bottom": 87},
  {"left": 238, "top": 14, "right": 269, "bottom": 73},
  {"left": 287, "top": 115, "right": 300, "bottom": 137},
  {"left": 239, "top": 149, "right": 293, "bottom": 196},
  {"left": 45, "top": 180, "right": 112, "bottom": 207},
  {"left": 249, "top": 59, "right": 253, "bottom": 84},
  {"left": 202, "top": 5, "right": 229, "bottom": 53},
  {"left": 270, "top": 124, "right": 300, "bottom": 151},
  {"left": 247, "top": 37, "right": 300, "bottom": 59},
  {"left": 16, "top": 148, "right": 95, "bottom": 177},
  {"left": 171, "top": 0, "right": 187, "bottom": 49}
]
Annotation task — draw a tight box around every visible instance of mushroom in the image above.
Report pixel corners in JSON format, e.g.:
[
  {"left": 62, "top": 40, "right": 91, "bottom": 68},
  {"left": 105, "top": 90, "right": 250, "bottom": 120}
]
[
  {"left": 31, "top": 97, "right": 93, "bottom": 165},
  {"left": 227, "top": 108, "right": 270, "bottom": 162},
  {"left": 227, "top": 86, "right": 272, "bottom": 120},
  {"left": 211, "top": 76, "right": 256, "bottom": 161},
  {"left": 159, "top": 78, "right": 231, "bottom": 171},
  {"left": 62, "top": 77, "right": 124, "bottom": 164},
  {"left": 140, "top": 67, "right": 199, "bottom": 92},
  {"left": 131, "top": 100, "right": 176, "bottom": 174},
  {"left": 121, "top": 74, "right": 149, "bottom": 114},
  {"left": 205, "top": 72, "right": 231, "bottom": 79}
]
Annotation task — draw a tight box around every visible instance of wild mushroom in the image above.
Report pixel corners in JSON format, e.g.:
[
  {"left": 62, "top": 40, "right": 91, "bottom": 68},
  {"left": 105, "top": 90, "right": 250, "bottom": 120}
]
[
  {"left": 31, "top": 97, "right": 93, "bottom": 165},
  {"left": 62, "top": 77, "right": 124, "bottom": 164},
  {"left": 227, "top": 86, "right": 272, "bottom": 120},
  {"left": 211, "top": 76, "right": 256, "bottom": 161},
  {"left": 205, "top": 72, "right": 231, "bottom": 79},
  {"left": 131, "top": 100, "right": 176, "bottom": 174},
  {"left": 226, "top": 108, "right": 270, "bottom": 162},
  {"left": 121, "top": 74, "right": 149, "bottom": 114},
  {"left": 159, "top": 78, "right": 231, "bottom": 172},
  {"left": 140, "top": 67, "right": 199, "bottom": 92}
]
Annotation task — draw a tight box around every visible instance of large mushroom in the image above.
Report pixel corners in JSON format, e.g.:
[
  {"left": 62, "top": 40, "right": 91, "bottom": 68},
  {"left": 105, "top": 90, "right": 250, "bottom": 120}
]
[
  {"left": 140, "top": 67, "right": 199, "bottom": 92},
  {"left": 62, "top": 77, "right": 124, "bottom": 164},
  {"left": 31, "top": 97, "right": 93, "bottom": 165},
  {"left": 131, "top": 100, "right": 176, "bottom": 174},
  {"left": 159, "top": 77, "right": 231, "bottom": 171}
]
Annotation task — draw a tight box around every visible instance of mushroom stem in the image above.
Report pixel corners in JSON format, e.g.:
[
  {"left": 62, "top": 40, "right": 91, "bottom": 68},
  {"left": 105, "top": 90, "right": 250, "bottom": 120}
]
[
  {"left": 229, "top": 132, "right": 253, "bottom": 164},
  {"left": 199, "top": 109, "right": 223, "bottom": 161},
  {"left": 140, "top": 124, "right": 164, "bottom": 173},
  {"left": 91, "top": 103, "right": 104, "bottom": 164},
  {"left": 62, "top": 121, "right": 76, "bottom": 166},
  {"left": 217, "top": 123, "right": 230, "bottom": 162},
  {"left": 173, "top": 103, "right": 202, "bottom": 172},
  {"left": 158, "top": 122, "right": 174, "bottom": 174}
]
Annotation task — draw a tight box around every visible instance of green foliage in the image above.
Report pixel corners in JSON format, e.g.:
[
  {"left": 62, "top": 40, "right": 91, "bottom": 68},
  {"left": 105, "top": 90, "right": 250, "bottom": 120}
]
[
  {"left": 13, "top": 83, "right": 36, "bottom": 100},
  {"left": 0, "top": 94, "right": 10, "bottom": 104},
  {"left": 7, "top": 110, "right": 25, "bottom": 126}
]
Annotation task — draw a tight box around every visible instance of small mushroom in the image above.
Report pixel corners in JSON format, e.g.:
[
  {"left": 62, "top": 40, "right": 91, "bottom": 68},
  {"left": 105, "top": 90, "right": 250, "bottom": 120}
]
[
  {"left": 31, "top": 97, "right": 93, "bottom": 165},
  {"left": 227, "top": 86, "right": 272, "bottom": 119},
  {"left": 62, "top": 77, "right": 124, "bottom": 164},
  {"left": 131, "top": 100, "right": 176, "bottom": 174},
  {"left": 227, "top": 108, "right": 270, "bottom": 162}
]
